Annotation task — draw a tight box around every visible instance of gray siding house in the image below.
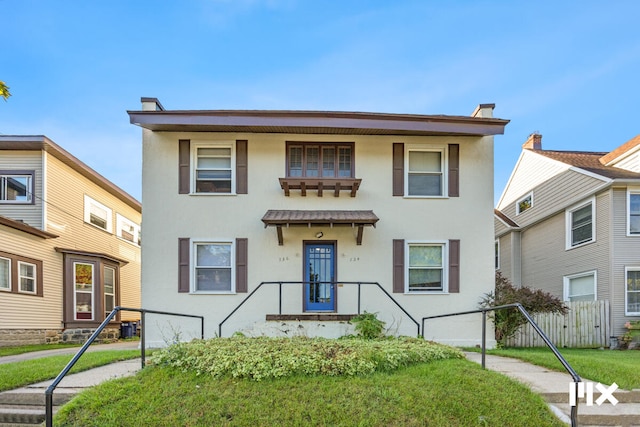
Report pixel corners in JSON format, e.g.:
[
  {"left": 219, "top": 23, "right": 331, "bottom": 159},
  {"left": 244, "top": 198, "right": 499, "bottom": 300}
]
[{"left": 495, "top": 133, "right": 640, "bottom": 339}]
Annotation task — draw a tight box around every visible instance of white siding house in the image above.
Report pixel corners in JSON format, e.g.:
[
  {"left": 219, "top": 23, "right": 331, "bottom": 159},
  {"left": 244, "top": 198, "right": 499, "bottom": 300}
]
[{"left": 130, "top": 98, "right": 509, "bottom": 347}]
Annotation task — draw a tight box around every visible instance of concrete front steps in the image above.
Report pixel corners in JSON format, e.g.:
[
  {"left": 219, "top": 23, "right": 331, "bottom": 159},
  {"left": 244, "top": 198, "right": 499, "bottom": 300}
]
[
  {"left": 0, "top": 388, "right": 74, "bottom": 426},
  {"left": 544, "top": 389, "right": 640, "bottom": 427}
]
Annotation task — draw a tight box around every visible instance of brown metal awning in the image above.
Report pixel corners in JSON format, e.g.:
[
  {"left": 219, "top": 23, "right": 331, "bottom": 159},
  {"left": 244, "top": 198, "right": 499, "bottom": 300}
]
[{"left": 261, "top": 210, "right": 379, "bottom": 246}]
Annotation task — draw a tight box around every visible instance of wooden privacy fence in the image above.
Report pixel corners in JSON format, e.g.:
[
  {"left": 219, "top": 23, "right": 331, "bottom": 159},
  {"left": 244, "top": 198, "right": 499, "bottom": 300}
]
[{"left": 504, "top": 300, "right": 610, "bottom": 348}]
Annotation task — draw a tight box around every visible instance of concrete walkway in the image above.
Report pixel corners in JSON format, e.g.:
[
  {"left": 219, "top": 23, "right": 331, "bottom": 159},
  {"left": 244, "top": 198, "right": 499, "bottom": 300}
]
[{"left": 0, "top": 341, "right": 140, "bottom": 365}]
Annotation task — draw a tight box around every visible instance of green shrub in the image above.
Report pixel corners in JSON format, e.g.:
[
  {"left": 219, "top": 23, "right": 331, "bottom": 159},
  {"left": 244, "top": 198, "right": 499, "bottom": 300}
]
[
  {"left": 350, "top": 311, "right": 386, "bottom": 339},
  {"left": 480, "top": 271, "right": 567, "bottom": 347}
]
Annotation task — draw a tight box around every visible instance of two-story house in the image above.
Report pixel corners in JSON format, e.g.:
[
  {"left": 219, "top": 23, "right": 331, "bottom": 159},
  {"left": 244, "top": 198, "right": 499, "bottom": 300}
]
[
  {"left": 129, "top": 98, "right": 508, "bottom": 347},
  {"left": 495, "top": 133, "right": 640, "bottom": 341},
  {"left": 0, "top": 135, "right": 141, "bottom": 346}
]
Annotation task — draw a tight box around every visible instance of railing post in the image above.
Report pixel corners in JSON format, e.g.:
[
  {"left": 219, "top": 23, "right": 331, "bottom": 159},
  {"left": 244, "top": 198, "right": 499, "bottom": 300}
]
[
  {"left": 141, "top": 311, "right": 146, "bottom": 369},
  {"left": 481, "top": 310, "right": 486, "bottom": 369},
  {"left": 357, "top": 283, "right": 361, "bottom": 314},
  {"left": 279, "top": 282, "right": 282, "bottom": 315}
]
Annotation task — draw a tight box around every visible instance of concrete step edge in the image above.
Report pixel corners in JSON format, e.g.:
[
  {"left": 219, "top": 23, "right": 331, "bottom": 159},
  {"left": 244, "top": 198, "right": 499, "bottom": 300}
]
[
  {"left": 0, "top": 391, "right": 74, "bottom": 406},
  {"left": 543, "top": 389, "right": 640, "bottom": 404}
]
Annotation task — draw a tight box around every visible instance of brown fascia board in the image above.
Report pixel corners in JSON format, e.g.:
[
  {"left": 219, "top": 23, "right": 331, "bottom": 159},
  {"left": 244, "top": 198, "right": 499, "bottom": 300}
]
[
  {"left": 0, "top": 214, "right": 59, "bottom": 239},
  {"left": 127, "top": 109, "right": 509, "bottom": 136},
  {"left": 54, "top": 247, "right": 130, "bottom": 266},
  {"left": 0, "top": 135, "right": 141, "bottom": 212}
]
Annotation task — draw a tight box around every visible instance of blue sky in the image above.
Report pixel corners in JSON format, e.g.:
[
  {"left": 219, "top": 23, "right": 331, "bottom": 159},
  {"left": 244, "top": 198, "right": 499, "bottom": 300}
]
[{"left": 2, "top": 1, "right": 640, "bottom": 203}]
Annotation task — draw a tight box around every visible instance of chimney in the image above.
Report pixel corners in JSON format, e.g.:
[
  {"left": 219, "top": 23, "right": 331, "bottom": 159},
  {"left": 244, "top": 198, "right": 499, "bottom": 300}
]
[
  {"left": 523, "top": 133, "right": 542, "bottom": 150},
  {"left": 141, "top": 97, "right": 165, "bottom": 111},
  {"left": 471, "top": 103, "right": 495, "bottom": 118}
]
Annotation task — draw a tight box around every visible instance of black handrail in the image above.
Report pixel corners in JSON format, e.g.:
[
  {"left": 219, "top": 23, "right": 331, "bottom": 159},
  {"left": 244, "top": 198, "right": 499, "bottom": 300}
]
[
  {"left": 219, "top": 281, "right": 420, "bottom": 337},
  {"left": 45, "top": 306, "right": 204, "bottom": 427},
  {"left": 422, "top": 303, "right": 581, "bottom": 427}
]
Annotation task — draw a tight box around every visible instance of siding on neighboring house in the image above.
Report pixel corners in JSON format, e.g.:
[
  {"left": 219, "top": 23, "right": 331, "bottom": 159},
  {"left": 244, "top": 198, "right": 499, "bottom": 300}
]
[
  {"left": 613, "top": 152, "right": 640, "bottom": 172},
  {"left": 519, "top": 191, "right": 611, "bottom": 297},
  {"left": 0, "top": 150, "right": 43, "bottom": 229}
]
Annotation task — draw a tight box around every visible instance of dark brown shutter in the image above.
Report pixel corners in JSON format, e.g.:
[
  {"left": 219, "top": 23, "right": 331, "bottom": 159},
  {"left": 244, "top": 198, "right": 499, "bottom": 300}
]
[
  {"left": 236, "top": 238, "right": 248, "bottom": 293},
  {"left": 393, "top": 239, "right": 405, "bottom": 293},
  {"left": 236, "top": 140, "right": 248, "bottom": 194},
  {"left": 392, "top": 143, "right": 404, "bottom": 196},
  {"left": 178, "top": 140, "right": 190, "bottom": 194},
  {"left": 448, "top": 144, "right": 459, "bottom": 197},
  {"left": 178, "top": 238, "right": 190, "bottom": 293},
  {"left": 448, "top": 239, "right": 460, "bottom": 293}
]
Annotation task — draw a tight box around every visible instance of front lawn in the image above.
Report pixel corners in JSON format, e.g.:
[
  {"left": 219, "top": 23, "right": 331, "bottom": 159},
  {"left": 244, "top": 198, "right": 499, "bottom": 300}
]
[
  {"left": 0, "top": 343, "right": 81, "bottom": 357},
  {"left": 54, "top": 337, "right": 564, "bottom": 426}
]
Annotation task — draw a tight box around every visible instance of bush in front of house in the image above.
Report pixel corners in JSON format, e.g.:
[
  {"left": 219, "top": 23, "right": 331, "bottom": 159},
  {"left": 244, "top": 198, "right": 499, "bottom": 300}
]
[
  {"left": 149, "top": 336, "right": 463, "bottom": 381},
  {"left": 480, "top": 271, "right": 568, "bottom": 347}
]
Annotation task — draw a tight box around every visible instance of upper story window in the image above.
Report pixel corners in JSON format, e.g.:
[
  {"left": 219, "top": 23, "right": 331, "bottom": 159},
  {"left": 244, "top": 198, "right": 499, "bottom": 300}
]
[
  {"left": 566, "top": 198, "right": 595, "bottom": 249},
  {"left": 194, "top": 143, "right": 234, "bottom": 194},
  {"left": 286, "top": 142, "right": 354, "bottom": 178},
  {"left": 407, "top": 242, "right": 447, "bottom": 292},
  {"left": 406, "top": 147, "right": 445, "bottom": 197},
  {"left": 516, "top": 193, "right": 533, "bottom": 215},
  {"left": 116, "top": 214, "right": 140, "bottom": 246},
  {"left": 84, "top": 195, "right": 113, "bottom": 233},
  {"left": 563, "top": 271, "right": 596, "bottom": 302},
  {"left": 0, "top": 171, "right": 34, "bottom": 204},
  {"left": 628, "top": 189, "right": 640, "bottom": 236}
]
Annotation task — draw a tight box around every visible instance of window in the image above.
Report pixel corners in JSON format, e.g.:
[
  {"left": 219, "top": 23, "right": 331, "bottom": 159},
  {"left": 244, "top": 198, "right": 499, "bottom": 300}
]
[
  {"left": 407, "top": 242, "right": 446, "bottom": 292},
  {"left": 563, "top": 271, "right": 596, "bottom": 302},
  {"left": 84, "top": 195, "right": 113, "bottom": 232},
  {"left": 18, "top": 262, "right": 36, "bottom": 294},
  {"left": 193, "top": 242, "right": 233, "bottom": 292},
  {"left": 286, "top": 142, "right": 354, "bottom": 178},
  {"left": 116, "top": 214, "right": 140, "bottom": 245},
  {"left": 0, "top": 257, "right": 10, "bottom": 291},
  {"left": 516, "top": 193, "right": 533, "bottom": 215},
  {"left": 194, "top": 144, "right": 234, "bottom": 193},
  {"left": 626, "top": 268, "right": 640, "bottom": 315},
  {"left": 628, "top": 190, "right": 640, "bottom": 235},
  {"left": 104, "top": 266, "right": 115, "bottom": 318},
  {"left": 179, "top": 140, "right": 247, "bottom": 195},
  {"left": 406, "top": 147, "right": 445, "bottom": 197},
  {"left": 0, "top": 172, "right": 33, "bottom": 203},
  {"left": 566, "top": 199, "right": 595, "bottom": 249},
  {"left": 74, "top": 262, "right": 94, "bottom": 320}
]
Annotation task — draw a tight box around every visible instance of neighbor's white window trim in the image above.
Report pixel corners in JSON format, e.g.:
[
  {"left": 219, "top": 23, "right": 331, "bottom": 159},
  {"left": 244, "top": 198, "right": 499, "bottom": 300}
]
[
  {"left": 17, "top": 260, "right": 37, "bottom": 295},
  {"left": 626, "top": 188, "right": 640, "bottom": 237},
  {"left": 625, "top": 266, "right": 640, "bottom": 316},
  {"left": 116, "top": 213, "right": 140, "bottom": 246},
  {"left": 404, "top": 240, "right": 448, "bottom": 294},
  {"left": 190, "top": 140, "right": 236, "bottom": 196},
  {"left": 190, "top": 238, "right": 236, "bottom": 294},
  {"left": 404, "top": 144, "right": 447, "bottom": 199},
  {"left": 83, "top": 195, "right": 113, "bottom": 233},
  {"left": 515, "top": 192, "right": 533, "bottom": 215},
  {"left": 565, "top": 197, "right": 596, "bottom": 250},
  {"left": 563, "top": 270, "right": 597, "bottom": 302}
]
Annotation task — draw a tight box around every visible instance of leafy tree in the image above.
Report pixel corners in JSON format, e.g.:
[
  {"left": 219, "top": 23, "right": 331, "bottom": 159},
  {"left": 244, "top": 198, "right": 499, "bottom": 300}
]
[
  {"left": 0, "top": 81, "right": 11, "bottom": 100},
  {"left": 480, "top": 271, "right": 567, "bottom": 347}
]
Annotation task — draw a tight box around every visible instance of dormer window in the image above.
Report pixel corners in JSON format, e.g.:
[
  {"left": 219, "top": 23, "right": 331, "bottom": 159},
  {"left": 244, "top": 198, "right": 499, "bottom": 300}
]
[{"left": 516, "top": 193, "right": 533, "bottom": 215}]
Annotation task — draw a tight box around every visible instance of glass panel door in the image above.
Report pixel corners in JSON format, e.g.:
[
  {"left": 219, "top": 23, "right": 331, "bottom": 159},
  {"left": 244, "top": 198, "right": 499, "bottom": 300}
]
[{"left": 304, "top": 243, "right": 336, "bottom": 311}]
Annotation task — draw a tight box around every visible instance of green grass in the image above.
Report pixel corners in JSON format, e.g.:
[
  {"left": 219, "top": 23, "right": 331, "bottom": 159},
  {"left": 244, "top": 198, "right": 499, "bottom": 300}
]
[
  {"left": 477, "top": 347, "right": 640, "bottom": 390},
  {"left": 0, "top": 343, "right": 81, "bottom": 357},
  {"left": 54, "top": 359, "right": 564, "bottom": 427},
  {"left": 0, "top": 350, "right": 140, "bottom": 392}
]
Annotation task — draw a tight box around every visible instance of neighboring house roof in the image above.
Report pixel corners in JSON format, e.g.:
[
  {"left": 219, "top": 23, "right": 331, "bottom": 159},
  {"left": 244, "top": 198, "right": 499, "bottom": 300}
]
[
  {"left": 128, "top": 99, "right": 509, "bottom": 137},
  {"left": 0, "top": 135, "right": 141, "bottom": 212},
  {"left": 0, "top": 214, "right": 59, "bottom": 239},
  {"left": 494, "top": 209, "right": 519, "bottom": 228},
  {"left": 600, "top": 134, "right": 640, "bottom": 165},
  {"left": 528, "top": 149, "right": 640, "bottom": 180}
]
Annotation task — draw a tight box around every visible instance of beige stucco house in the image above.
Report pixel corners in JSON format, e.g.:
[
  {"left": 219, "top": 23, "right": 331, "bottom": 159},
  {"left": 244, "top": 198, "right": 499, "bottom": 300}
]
[
  {"left": 0, "top": 135, "right": 141, "bottom": 346},
  {"left": 129, "top": 98, "right": 508, "bottom": 347},
  {"left": 495, "top": 133, "right": 640, "bottom": 340}
]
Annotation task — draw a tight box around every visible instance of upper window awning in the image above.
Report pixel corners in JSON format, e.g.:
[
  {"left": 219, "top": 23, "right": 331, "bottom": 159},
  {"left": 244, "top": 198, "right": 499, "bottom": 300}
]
[{"left": 261, "top": 210, "right": 379, "bottom": 246}]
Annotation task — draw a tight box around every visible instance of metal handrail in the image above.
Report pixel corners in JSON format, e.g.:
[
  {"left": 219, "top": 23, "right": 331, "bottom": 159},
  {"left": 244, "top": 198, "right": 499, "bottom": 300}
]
[
  {"left": 422, "top": 303, "right": 581, "bottom": 427},
  {"left": 45, "top": 306, "right": 204, "bottom": 427},
  {"left": 219, "top": 281, "right": 420, "bottom": 337}
]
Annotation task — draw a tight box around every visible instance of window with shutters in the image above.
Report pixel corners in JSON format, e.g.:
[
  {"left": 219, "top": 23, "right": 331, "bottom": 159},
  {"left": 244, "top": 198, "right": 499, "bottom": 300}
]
[
  {"left": 565, "top": 198, "right": 595, "bottom": 249},
  {"left": 406, "top": 241, "right": 448, "bottom": 293},
  {"left": 84, "top": 195, "right": 113, "bottom": 233},
  {"left": 192, "top": 142, "right": 235, "bottom": 194},
  {"left": 193, "top": 241, "right": 234, "bottom": 293},
  {"left": 393, "top": 144, "right": 458, "bottom": 197}
]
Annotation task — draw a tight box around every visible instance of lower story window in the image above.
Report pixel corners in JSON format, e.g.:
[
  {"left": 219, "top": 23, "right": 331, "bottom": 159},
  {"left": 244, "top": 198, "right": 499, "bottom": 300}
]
[
  {"left": 19, "top": 261, "right": 37, "bottom": 294},
  {"left": 74, "top": 262, "right": 94, "bottom": 320},
  {"left": 563, "top": 271, "right": 596, "bottom": 302},
  {"left": 626, "top": 268, "right": 640, "bottom": 315},
  {"left": 0, "top": 250, "right": 43, "bottom": 296},
  {"left": 407, "top": 243, "right": 445, "bottom": 292},
  {"left": 0, "top": 257, "right": 10, "bottom": 290},
  {"left": 194, "top": 242, "right": 233, "bottom": 292}
]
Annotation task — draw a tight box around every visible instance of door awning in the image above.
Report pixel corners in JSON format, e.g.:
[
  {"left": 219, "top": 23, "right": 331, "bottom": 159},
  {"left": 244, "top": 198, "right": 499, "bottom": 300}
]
[{"left": 261, "top": 210, "right": 379, "bottom": 246}]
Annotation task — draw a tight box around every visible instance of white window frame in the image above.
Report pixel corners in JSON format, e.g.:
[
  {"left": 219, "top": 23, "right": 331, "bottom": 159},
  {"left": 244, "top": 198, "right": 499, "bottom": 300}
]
[
  {"left": 516, "top": 192, "right": 533, "bottom": 215},
  {"left": 116, "top": 213, "right": 140, "bottom": 246},
  {"left": 405, "top": 241, "right": 448, "bottom": 293},
  {"left": 17, "top": 261, "right": 37, "bottom": 294},
  {"left": 191, "top": 141, "right": 236, "bottom": 195},
  {"left": 565, "top": 198, "right": 595, "bottom": 250},
  {"left": 0, "top": 173, "right": 33, "bottom": 203},
  {"left": 625, "top": 267, "right": 640, "bottom": 316},
  {"left": 404, "top": 145, "right": 447, "bottom": 198},
  {"left": 104, "top": 266, "right": 116, "bottom": 318},
  {"left": 191, "top": 239, "right": 235, "bottom": 294},
  {"left": 0, "top": 256, "right": 10, "bottom": 291},
  {"left": 627, "top": 188, "right": 640, "bottom": 236},
  {"left": 84, "top": 195, "right": 113, "bottom": 233},
  {"left": 563, "top": 270, "right": 597, "bottom": 302}
]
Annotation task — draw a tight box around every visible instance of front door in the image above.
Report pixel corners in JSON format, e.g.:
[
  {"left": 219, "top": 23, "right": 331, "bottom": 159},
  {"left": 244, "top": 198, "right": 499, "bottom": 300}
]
[{"left": 304, "top": 242, "right": 336, "bottom": 311}]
